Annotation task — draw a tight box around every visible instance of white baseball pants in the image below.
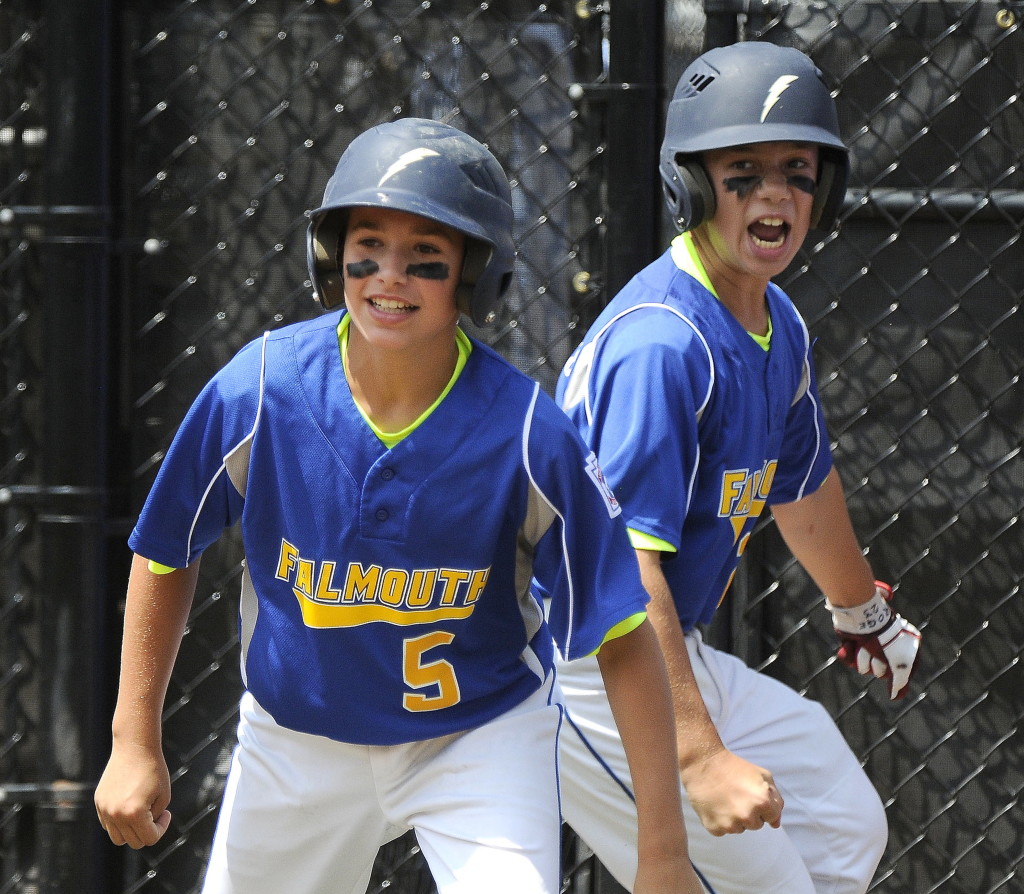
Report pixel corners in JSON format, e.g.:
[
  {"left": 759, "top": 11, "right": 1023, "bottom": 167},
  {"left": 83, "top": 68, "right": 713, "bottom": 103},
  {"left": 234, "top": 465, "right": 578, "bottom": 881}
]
[
  {"left": 556, "top": 630, "right": 888, "bottom": 894},
  {"left": 201, "top": 682, "right": 563, "bottom": 894}
]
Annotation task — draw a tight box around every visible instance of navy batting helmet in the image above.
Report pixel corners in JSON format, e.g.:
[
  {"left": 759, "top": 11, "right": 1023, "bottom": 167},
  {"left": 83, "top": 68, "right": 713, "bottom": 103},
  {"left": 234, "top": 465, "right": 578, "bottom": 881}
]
[
  {"left": 307, "top": 118, "right": 515, "bottom": 327},
  {"left": 659, "top": 42, "right": 849, "bottom": 233}
]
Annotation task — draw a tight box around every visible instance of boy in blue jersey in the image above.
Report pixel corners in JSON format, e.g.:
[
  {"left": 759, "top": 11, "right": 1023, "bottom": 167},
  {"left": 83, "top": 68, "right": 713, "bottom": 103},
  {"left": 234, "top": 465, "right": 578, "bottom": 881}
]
[
  {"left": 94, "top": 119, "right": 705, "bottom": 894},
  {"left": 553, "top": 43, "right": 922, "bottom": 894}
]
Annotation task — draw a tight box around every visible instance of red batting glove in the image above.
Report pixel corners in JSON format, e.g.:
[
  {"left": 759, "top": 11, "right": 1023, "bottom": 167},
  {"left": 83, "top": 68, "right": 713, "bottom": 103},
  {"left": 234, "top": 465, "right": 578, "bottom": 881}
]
[{"left": 827, "top": 582, "right": 922, "bottom": 701}]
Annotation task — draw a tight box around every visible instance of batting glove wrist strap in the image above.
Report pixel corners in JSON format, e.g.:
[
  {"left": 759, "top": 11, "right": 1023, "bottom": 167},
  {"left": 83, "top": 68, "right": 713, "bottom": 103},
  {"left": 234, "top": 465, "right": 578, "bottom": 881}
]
[
  {"left": 826, "top": 582, "right": 922, "bottom": 701},
  {"left": 826, "top": 582, "right": 895, "bottom": 635}
]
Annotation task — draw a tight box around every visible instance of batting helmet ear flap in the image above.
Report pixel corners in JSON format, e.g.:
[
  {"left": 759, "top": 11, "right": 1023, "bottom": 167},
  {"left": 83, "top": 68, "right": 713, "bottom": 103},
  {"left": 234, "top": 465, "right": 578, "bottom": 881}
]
[
  {"left": 459, "top": 238, "right": 514, "bottom": 325},
  {"left": 677, "top": 159, "right": 715, "bottom": 232},
  {"left": 809, "top": 149, "right": 848, "bottom": 231},
  {"left": 660, "top": 154, "right": 716, "bottom": 233},
  {"left": 307, "top": 209, "right": 347, "bottom": 310}
]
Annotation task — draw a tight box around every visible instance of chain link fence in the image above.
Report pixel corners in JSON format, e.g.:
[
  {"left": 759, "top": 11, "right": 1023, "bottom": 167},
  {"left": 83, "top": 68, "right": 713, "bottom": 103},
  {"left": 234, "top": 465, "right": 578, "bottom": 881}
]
[{"left": 1, "top": 1, "right": 1021, "bottom": 892}]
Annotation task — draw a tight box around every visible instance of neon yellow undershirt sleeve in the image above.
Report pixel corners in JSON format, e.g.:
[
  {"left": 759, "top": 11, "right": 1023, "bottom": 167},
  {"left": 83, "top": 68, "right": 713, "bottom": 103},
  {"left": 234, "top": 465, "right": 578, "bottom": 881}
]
[
  {"left": 148, "top": 560, "right": 176, "bottom": 575},
  {"left": 627, "top": 527, "right": 677, "bottom": 553},
  {"left": 588, "top": 611, "right": 648, "bottom": 657}
]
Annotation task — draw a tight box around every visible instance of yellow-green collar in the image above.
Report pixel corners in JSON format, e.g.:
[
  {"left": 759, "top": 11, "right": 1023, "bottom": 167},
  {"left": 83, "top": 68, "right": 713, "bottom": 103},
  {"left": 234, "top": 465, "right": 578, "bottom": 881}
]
[
  {"left": 338, "top": 314, "right": 472, "bottom": 447},
  {"left": 669, "top": 232, "right": 771, "bottom": 352}
]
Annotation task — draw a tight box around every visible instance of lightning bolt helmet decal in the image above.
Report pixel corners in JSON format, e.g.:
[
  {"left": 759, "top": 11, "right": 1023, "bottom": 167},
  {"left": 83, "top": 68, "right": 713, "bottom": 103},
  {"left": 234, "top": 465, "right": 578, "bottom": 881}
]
[{"left": 761, "top": 75, "right": 799, "bottom": 122}]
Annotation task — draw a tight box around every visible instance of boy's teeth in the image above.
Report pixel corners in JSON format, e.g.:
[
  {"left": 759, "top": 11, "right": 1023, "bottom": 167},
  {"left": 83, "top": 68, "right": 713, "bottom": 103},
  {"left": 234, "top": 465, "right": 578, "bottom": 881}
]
[
  {"left": 373, "top": 298, "right": 412, "bottom": 310},
  {"left": 758, "top": 217, "right": 784, "bottom": 226}
]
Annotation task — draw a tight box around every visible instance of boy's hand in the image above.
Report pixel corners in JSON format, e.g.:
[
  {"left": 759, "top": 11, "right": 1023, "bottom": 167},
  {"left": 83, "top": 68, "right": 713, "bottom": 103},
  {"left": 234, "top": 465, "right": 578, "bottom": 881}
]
[
  {"left": 95, "top": 741, "right": 172, "bottom": 849},
  {"left": 828, "top": 581, "right": 922, "bottom": 700},
  {"left": 681, "top": 749, "right": 783, "bottom": 836}
]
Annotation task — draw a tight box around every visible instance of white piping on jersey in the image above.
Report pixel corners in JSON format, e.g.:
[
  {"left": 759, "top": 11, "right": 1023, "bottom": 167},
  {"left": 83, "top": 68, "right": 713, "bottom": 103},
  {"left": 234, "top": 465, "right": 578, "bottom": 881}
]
[
  {"left": 573, "top": 303, "right": 715, "bottom": 430},
  {"left": 794, "top": 372, "right": 824, "bottom": 501},
  {"left": 791, "top": 315, "right": 820, "bottom": 499},
  {"left": 564, "top": 303, "right": 713, "bottom": 526},
  {"left": 521, "top": 381, "right": 578, "bottom": 659},
  {"left": 792, "top": 313, "right": 812, "bottom": 407},
  {"left": 183, "top": 331, "right": 267, "bottom": 563}
]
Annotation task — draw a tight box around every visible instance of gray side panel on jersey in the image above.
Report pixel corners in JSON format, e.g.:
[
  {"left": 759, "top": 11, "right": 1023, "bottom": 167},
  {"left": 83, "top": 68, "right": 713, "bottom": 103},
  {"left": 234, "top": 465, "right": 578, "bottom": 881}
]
[
  {"left": 224, "top": 436, "right": 254, "bottom": 496},
  {"left": 224, "top": 331, "right": 268, "bottom": 498},
  {"left": 792, "top": 360, "right": 810, "bottom": 406},
  {"left": 238, "top": 563, "right": 258, "bottom": 688},
  {"left": 516, "top": 435, "right": 558, "bottom": 681},
  {"left": 561, "top": 339, "right": 597, "bottom": 412},
  {"left": 227, "top": 331, "right": 264, "bottom": 685},
  {"left": 792, "top": 315, "right": 812, "bottom": 406}
]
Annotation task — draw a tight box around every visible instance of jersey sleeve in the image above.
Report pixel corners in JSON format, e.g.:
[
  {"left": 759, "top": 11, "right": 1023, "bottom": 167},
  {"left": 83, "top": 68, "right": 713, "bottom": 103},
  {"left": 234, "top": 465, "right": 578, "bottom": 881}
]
[
  {"left": 526, "top": 396, "right": 650, "bottom": 661},
  {"left": 583, "top": 309, "right": 713, "bottom": 550},
  {"left": 128, "top": 339, "right": 263, "bottom": 568}
]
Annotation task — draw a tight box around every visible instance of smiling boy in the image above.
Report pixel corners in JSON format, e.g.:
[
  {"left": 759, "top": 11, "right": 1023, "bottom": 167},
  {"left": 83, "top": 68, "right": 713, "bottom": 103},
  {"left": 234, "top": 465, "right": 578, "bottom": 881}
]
[{"left": 94, "top": 119, "right": 704, "bottom": 894}]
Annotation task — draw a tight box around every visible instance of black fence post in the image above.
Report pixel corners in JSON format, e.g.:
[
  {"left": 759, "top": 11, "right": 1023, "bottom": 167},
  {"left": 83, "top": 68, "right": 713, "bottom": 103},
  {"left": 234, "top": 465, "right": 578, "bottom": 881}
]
[
  {"left": 604, "top": 0, "right": 664, "bottom": 298},
  {"left": 38, "top": 1, "right": 122, "bottom": 891},
  {"left": 702, "top": 0, "right": 742, "bottom": 49}
]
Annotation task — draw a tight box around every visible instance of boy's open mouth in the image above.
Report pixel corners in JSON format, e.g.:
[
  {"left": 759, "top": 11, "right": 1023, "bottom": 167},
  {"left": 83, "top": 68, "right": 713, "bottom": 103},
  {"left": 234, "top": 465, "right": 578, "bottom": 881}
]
[{"left": 749, "top": 217, "right": 789, "bottom": 249}]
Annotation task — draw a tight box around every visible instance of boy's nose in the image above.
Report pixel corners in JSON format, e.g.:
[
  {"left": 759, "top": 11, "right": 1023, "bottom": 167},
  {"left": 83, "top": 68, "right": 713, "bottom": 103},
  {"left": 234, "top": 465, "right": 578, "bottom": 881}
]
[
  {"left": 757, "top": 170, "right": 790, "bottom": 197},
  {"left": 377, "top": 250, "right": 409, "bottom": 283}
]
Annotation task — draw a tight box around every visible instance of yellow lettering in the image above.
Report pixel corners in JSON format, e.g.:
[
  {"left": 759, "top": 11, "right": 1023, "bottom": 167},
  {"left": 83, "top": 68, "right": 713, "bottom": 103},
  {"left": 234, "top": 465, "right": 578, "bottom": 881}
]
[
  {"left": 736, "top": 531, "right": 751, "bottom": 558},
  {"left": 313, "top": 561, "right": 341, "bottom": 603},
  {"left": 406, "top": 569, "right": 437, "bottom": 608},
  {"left": 283, "top": 557, "right": 493, "bottom": 628},
  {"left": 720, "top": 471, "right": 746, "bottom": 516},
  {"left": 343, "top": 563, "right": 380, "bottom": 604},
  {"left": 437, "top": 569, "right": 470, "bottom": 605},
  {"left": 276, "top": 540, "right": 299, "bottom": 581},
  {"left": 294, "top": 601, "right": 475, "bottom": 628},
  {"left": 465, "top": 568, "right": 489, "bottom": 604},
  {"left": 729, "top": 515, "right": 746, "bottom": 542},
  {"left": 294, "top": 558, "right": 315, "bottom": 599},
  {"left": 379, "top": 569, "right": 408, "bottom": 606},
  {"left": 403, "top": 632, "right": 460, "bottom": 711},
  {"left": 759, "top": 460, "right": 777, "bottom": 498},
  {"left": 734, "top": 476, "right": 754, "bottom": 517}
]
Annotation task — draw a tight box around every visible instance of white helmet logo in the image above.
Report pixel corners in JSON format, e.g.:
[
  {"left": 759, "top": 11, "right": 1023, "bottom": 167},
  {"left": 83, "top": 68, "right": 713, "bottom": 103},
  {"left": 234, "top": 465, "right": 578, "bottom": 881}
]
[
  {"left": 761, "top": 76, "right": 799, "bottom": 122},
  {"left": 378, "top": 148, "right": 441, "bottom": 186}
]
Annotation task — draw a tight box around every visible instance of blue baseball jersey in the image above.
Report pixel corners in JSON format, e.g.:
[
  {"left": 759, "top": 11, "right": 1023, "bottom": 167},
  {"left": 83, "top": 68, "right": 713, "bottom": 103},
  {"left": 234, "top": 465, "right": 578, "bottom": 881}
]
[
  {"left": 557, "top": 241, "right": 833, "bottom": 631},
  {"left": 130, "top": 312, "right": 647, "bottom": 745}
]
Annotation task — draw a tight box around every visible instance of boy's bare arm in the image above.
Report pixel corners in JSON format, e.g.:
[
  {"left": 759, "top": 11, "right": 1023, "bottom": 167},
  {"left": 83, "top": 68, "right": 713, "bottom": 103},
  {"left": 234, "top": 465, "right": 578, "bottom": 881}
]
[
  {"left": 95, "top": 554, "right": 201, "bottom": 848},
  {"left": 635, "top": 548, "right": 783, "bottom": 837},
  {"left": 596, "top": 620, "right": 706, "bottom": 894},
  {"left": 770, "top": 469, "right": 875, "bottom": 606}
]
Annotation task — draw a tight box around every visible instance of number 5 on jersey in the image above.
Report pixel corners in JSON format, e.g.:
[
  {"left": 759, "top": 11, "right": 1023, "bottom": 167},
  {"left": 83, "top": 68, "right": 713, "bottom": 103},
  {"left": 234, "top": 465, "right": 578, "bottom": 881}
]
[{"left": 403, "top": 632, "right": 461, "bottom": 711}]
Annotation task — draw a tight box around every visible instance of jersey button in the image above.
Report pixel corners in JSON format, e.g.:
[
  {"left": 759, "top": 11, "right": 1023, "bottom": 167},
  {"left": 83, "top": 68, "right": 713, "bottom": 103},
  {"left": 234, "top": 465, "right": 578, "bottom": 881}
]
[
  {"left": 375, "top": 508, "right": 389, "bottom": 522},
  {"left": 380, "top": 468, "right": 395, "bottom": 481}
]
